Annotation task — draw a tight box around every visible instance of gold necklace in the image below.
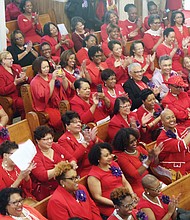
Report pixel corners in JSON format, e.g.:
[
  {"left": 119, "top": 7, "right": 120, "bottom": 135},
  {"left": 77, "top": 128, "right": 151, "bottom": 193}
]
[{"left": 2, "top": 162, "right": 19, "bottom": 182}]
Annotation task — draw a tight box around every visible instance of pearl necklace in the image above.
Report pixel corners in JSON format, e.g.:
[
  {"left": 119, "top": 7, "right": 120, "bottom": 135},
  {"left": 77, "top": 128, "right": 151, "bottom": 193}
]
[
  {"left": 2, "top": 162, "right": 19, "bottom": 182},
  {"left": 124, "top": 150, "right": 137, "bottom": 155}
]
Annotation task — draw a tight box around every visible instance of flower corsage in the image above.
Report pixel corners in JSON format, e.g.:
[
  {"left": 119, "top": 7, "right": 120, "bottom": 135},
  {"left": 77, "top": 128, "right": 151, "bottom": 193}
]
[
  {"left": 75, "top": 189, "right": 86, "bottom": 202},
  {"left": 0, "top": 127, "right": 10, "bottom": 140},
  {"left": 136, "top": 210, "right": 148, "bottom": 220},
  {"left": 166, "top": 130, "right": 176, "bottom": 139},
  {"left": 139, "top": 153, "right": 148, "bottom": 162},
  {"left": 160, "top": 195, "right": 170, "bottom": 204},
  {"left": 109, "top": 166, "right": 123, "bottom": 177}
]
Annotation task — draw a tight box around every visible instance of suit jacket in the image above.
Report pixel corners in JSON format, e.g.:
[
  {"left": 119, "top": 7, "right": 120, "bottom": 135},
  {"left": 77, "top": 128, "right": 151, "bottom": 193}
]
[{"left": 47, "top": 184, "right": 102, "bottom": 220}]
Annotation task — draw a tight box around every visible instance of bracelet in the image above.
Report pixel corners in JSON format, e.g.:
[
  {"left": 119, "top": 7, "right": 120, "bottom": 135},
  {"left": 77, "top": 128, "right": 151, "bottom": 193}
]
[
  {"left": 31, "top": 48, "right": 34, "bottom": 52},
  {"left": 142, "top": 124, "right": 147, "bottom": 128},
  {"left": 142, "top": 163, "right": 149, "bottom": 169}
]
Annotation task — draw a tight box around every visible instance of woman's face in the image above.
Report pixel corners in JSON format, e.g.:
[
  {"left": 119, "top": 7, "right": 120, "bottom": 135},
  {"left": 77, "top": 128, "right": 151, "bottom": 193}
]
[
  {"left": 99, "top": 148, "right": 113, "bottom": 166},
  {"left": 169, "top": 84, "right": 183, "bottom": 95},
  {"left": 14, "top": 33, "right": 25, "bottom": 47},
  {"left": 174, "top": 13, "right": 183, "bottom": 25},
  {"left": 112, "top": 43, "right": 122, "bottom": 57},
  {"left": 143, "top": 93, "right": 156, "bottom": 110},
  {"left": 109, "top": 13, "right": 118, "bottom": 24},
  {"left": 133, "top": 43, "right": 144, "bottom": 56},
  {"left": 24, "top": 1, "right": 32, "bottom": 13},
  {"left": 62, "top": 169, "right": 79, "bottom": 193},
  {"left": 119, "top": 101, "right": 131, "bottom": 116},
  {"left": 109, "top": 28, "right": 120, "bottom": 40},
  {"left": 150, "top": 19, "right": 161, "bottom": 31},
  {"left": 75, "top": 22, "right": 84, "bottom": 32},
  {"left": 184, "top": 57, "right": 190, "bottom": 70},
  {"left": 128, "top": 7, "right": 137, "bottom": 22},
  {"left": 41, "top": 44, "right": 52, "bottom": 59},
  {"left": 165, "top": 32, "right": 175, "bottom": 45},
  {"left": 49, "top": 24, "right": 58, "bottom": 37},
  {"left": 66, "top": 117, "right": 82, "bottom": 134},
  {"left": 161, "top": 109, "right": 176, "bottom": 130},
  {"left": 6, "top": 193, "right": 24, "bottom": 217},
  {"left": 130, "top": 65, "right": 143, "bottom": 82},
  {"left": 119, "top": 195, "right": 138, "bottom": 216},
  {"left": 2, "top": 53, "right": 13, "bottom": 68},
  {"left": 126, "top": 134, "right": 138, "bottom": 152},
  {"left": 149, "top": 5, "right": 158, "bottom": 15},
  {"left": 37, "top": 133, "right": 54, "bottom": 150},
  {"left": 85, "top": 36, "right": 97, "bottom": 49},
  {"left": 92, "top": 51, "right": 102, "bottom": 65},
  {"left": 105, "top": 74, "right": 116, "bottom": 89},
  {"left": 67, "top": 54, "right": 76, "bottom": 68},
  {"left": 40, "top": 61, "right": 50, "bottom": 76},
  {"left": 77, "top": 82, "right": 91, "bottom": 100},
  {"left": 3, "top": 149, "right": 17, "bottom": 167},
  {"left": 145, "top": 180, "right": 162, "bottom": 197}
]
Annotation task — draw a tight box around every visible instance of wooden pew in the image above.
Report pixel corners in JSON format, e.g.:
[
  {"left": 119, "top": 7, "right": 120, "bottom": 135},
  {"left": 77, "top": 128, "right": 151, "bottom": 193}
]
[
  {"left": 7, "top": 111, "right": 40, "bottom": 144},
  {"left": 0, "top": 65, "right": 34, "bottom": 124},
  {"left": 162, "top": 173, "right": 190, "bottom": 210}
]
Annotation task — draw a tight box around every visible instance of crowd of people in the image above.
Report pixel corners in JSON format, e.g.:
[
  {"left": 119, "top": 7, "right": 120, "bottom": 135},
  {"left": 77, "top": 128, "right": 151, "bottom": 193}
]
[{"left": 1, "top": 0, "right": 190, "bottom": 219}]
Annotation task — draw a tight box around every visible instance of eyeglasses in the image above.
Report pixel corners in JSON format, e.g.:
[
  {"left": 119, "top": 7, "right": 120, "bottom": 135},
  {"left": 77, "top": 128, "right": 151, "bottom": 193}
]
[
  {"left": 120, "top": 104, "right": 131, "bottom": 109},
  {"left": 15, "top": 36, "right": 24, "bottom": 41},
  {"left": 121, "top": 199, "right": 137, "bottom": 209},
  {"left": 41, "top": 137, "right": 53, "bottom": 141},
  {"left": 64, "top": 175, "right": 80, "bottom": 181},
  {"left": 94, "top": 55, "right": 102, "bottom": 58},
  {"left": 9, "top": 198, "right": 24, "bottom": 206},
  {"left": 147, "top": 183, "right": 162, "bottom": 192},
  {"left": 70, "top": 120, "right": 82, "bottom": 124},
  {"left": 5, "top": 58, "right": 13, "bottom": 61},
  {"left": 170, "top": 85, "right": 183, "bottom": 89},
  {"left": 133, "top": 70, "right": 144, "bottom": 74}
]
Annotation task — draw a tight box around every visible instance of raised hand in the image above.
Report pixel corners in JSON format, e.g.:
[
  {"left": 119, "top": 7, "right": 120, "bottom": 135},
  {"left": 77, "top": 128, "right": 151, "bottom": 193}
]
[{"left": 141, "top": 112, "right": 153, "bottom": 125}]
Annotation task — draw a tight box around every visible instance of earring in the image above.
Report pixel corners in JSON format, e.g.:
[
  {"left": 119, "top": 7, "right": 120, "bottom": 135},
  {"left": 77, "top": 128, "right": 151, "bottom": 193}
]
[
  {"left": 146, "top": 192, "right": 149, "bottom": 195},
  {"left": 62, "top": 184, "right": 64, "bottom": 187}
]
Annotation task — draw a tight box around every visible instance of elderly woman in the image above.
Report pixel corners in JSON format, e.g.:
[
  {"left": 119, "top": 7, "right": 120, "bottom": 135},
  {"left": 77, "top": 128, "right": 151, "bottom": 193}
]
[
  {"left": 40, "top": 42, "right": 60, "bottom": 73},
  {"left": 5, "top": 0, "right": 21, "bottom": 21},
  {"left": 85, "top": 46, "right": 108, "bottom": 91},
  {"left": 0, "top": 51, "right": 30, "bottom": 119},
  {"left": 143, "top": 14, "right": 163, "bottom": 55},
  {"left": 17, "top": 0, "right": 42, "bottom": 44},
  {"left": 101, "top": 10, "right": 125, "bottom": 42},
  {"left": 137, "top": 174, "right": 178, "bottom": 220},
  {"left": 7, "top": 29, "right": 38, "bottom": 67},
  {"left": 47, "top": 161, "right": 101, "bottom": 220},
  {"left": 157, "top": 109, "right": 190, "bottom": 175},
  {"left": 171, "top": 11, "right": 190, "bottom": 54},
  {"left": 123, "top": 4, "right": 143, "bottom": 41},
  {"left": 76, "top": 34, "right": 98, "bottom": 65},
  {"left": 108, "top": 97, "right": 140, "bottom": 141},
  {"left": 31, "top": 56, "right": 71, "bottom": 131},
  {"left": 0, "top": 141, "right": 35, "bottom": 198},
  {"left": 58, "top": 111, "right": 101, "bottom": 177},
  {"left": 156, "top": 28, "right": 186, "bottom": 73},
  {"left": 71, "top": 16, "right": 89, "bottom": 52},
  {"left": 106, "top": 40, "right": 132, "bottom": 85},
  {"left": 137, "top": 89, "right": 162, "bottom": 143},
  {"left": 101, "top": 69, "right": 125, "bottom": 109},
  {"left": 87, "top": 142, "right": 135, "bottom": 219},
  {"left": 41, "top": 22, "right": 74, "bottom": 57},
  {"left": 108, "top": 187, "right": 140, "bottom": 220},
  {"left": 31, "top": 125, "right": 77, "bottom": 201},
  {"left": 70, "top": 78, "right": 111, "bottom": 124},
  {"left": 0, "top": 188, "right": 47, "bottom": 220},
  {"left": 112, "top": 128, "right": 161, "bottom": 198},
  {"left": 123, "top": 62, "right": 160, "bottom": 111},
  {"left": 161, "top": 75, "right": 190, "bottom": 127},
  {"left": 130, "top": 40, "right": 155, "bottom": 79}
]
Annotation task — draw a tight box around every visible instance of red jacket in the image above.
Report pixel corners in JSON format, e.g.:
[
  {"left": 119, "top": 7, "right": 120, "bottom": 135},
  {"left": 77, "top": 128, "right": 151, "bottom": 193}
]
[{"left": 5, "top": 2, "right": 21, "bottom": 21}]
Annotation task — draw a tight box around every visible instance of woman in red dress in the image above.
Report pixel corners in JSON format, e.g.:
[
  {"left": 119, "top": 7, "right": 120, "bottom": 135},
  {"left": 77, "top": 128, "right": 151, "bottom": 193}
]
[
  {"left": 0, "top": 51, "right": 30, "bottom": 119},
  {"left": 5, "top": 0, "right": 21, "bottom": 21},
  {"left": 17, "top": 0, "right": 42, "bottom": 44},
  {"left": 171, "top": 11, "right": 190, "bottom": 55},
  {"left": 41, "top": 22, "right": 74, "bottom": 57},
  {"left": 87, "top": 142, "right": 135, "bottom": 219},
  {"left": 108, "top": 96, "right": 140, "bottom": 141},
  {"left": 31, "top": 56, "right": 71, "bottom": 131},
  {"left": 0, "top": 141, "right": 35, "bottom": 198},
  {"left": 31, "top": 125, "right": 77, "bottom": 201},
  {"left": 130, "top": 40, "right": 155, "bottom": 80},
  {"left": 47, "top": 161, "right": 102, "bottom": 220},
  {"left": 112, "top": 128, "right": 161, "bottom": 198}
]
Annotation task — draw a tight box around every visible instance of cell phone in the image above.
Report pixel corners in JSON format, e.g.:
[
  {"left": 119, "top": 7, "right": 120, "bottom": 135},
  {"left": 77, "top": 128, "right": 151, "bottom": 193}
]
[
  {"left": 82, "top": 124, "right": 90, "bottom": 131},
  {"left": 97, "top": 84, "right": 102, "bottom": 93}
]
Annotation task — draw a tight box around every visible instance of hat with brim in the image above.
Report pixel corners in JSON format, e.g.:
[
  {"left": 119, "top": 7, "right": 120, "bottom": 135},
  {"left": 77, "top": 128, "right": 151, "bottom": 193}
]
[{"left": 165, "top": 75, "right": 188, "bottom": 88}]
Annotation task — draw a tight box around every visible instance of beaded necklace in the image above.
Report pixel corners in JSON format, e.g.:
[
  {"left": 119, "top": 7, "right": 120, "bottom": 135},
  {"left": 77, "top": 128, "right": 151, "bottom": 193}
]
[{"left": 2, "top": 162, "right": 19, "bottom": 182}]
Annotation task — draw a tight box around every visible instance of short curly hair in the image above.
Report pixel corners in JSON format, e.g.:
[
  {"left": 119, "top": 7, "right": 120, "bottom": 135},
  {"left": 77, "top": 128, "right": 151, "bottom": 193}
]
[
  {"left": 20, "top": 0, "right": 32, "bottom": 13},
  {"left": 34, "top": 125, "right": 54, "bottom": 141},
  {"left": 0, "top": 141, "right": 18, "bottom": 158},
  {"left": 110, "top": 187, "right": 132, "bottom": 206},
  {"left": 54, "top": 161, "right": 73, "bottom": 184},
  {"left": 88, "top": 142, "right": 112, "bottom": 166}
]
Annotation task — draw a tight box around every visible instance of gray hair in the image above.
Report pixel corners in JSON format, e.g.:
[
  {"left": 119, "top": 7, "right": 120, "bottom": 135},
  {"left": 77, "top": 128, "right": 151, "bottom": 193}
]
[
  {"left": 159, "top": 55, "right": 172, "bottom": 66},
  {"left": 128, "top": 62, "right": 141, "bottom": 73}
]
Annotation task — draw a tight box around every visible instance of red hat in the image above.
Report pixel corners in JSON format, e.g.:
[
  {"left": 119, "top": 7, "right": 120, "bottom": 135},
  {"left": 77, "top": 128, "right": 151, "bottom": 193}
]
[{"left": 166, "top": 75, "right": 188, "bottom": 88}]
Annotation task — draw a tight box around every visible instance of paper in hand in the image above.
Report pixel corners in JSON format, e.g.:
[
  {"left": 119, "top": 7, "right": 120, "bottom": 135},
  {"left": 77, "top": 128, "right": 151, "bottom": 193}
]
[
  {"left": 57, "top": 23, "right": 68, "bottom": 36},
  {"left": 10, "top": 139, "right": 37, "bottom": 171}
]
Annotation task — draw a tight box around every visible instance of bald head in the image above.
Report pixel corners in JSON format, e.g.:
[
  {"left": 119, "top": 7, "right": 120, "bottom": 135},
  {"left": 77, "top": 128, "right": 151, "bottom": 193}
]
[
  {"left": 142, "top": 174, "right": 158, "bottom": 189},
  {"left": 160, "top": 108, "right": 174, "bottom": 121}
]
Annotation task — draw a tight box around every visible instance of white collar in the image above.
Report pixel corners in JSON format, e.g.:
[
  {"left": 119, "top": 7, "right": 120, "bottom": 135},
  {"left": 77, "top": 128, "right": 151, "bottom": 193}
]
[
  {"left": 145, "top": 27, "right": 162, "bottom": 36},
  {"left": 113, "top": 209, "right": 132, "bottom": 220}
]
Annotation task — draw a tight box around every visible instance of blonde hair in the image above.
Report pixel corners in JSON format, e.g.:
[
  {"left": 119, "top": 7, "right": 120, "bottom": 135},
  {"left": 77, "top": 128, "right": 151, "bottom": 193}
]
[
  {"left": 54, "top": 161, "right": 73, "bottom": 179},
  {"left": 110, "top": 187, "right": 132, "bottom": 206},
  {"left": 0, "top": 51, "right": 11, "bottom": 63}
]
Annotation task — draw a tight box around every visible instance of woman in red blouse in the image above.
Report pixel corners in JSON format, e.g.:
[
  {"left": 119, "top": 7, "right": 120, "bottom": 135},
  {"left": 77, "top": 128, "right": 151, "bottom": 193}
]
[
  {"left": 17, "top": 0, "right": 42, "bottom": 44},
  {"left": 5, "top": 0, "right": 21, "bottom": 21}
]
